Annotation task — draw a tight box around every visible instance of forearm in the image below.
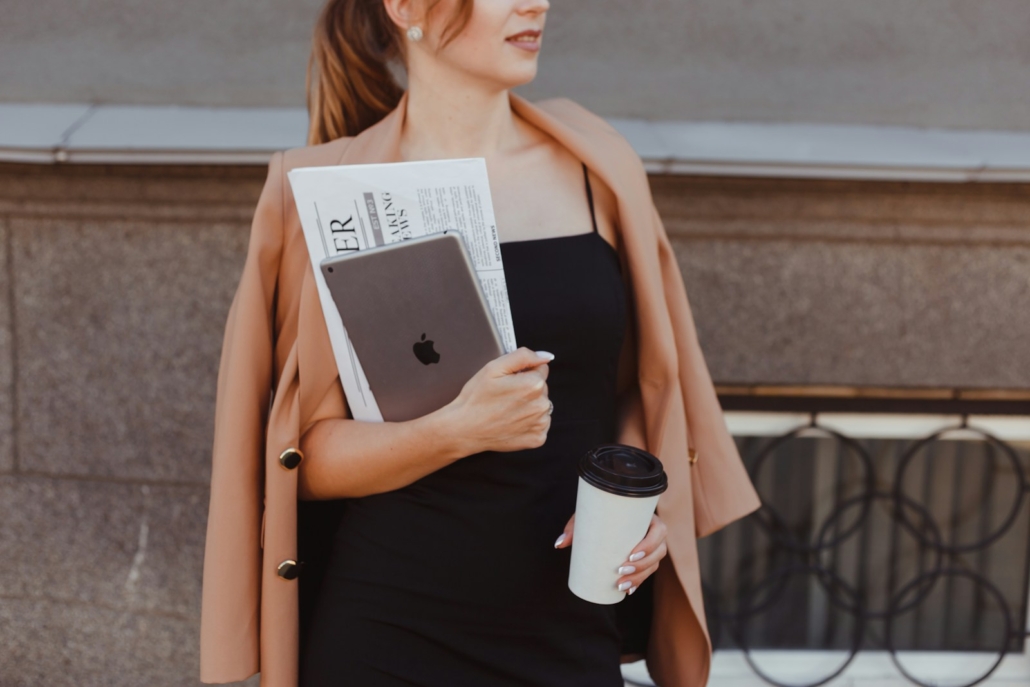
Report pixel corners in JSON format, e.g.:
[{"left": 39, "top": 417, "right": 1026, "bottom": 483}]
[{"left": 297, "top": 405, "right": 471, "bottom": 500}]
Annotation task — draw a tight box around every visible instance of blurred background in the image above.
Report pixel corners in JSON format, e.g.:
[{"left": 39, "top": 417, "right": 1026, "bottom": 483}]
[{"left": 1, "top": 1, "right": 1029, "bottom": 685}]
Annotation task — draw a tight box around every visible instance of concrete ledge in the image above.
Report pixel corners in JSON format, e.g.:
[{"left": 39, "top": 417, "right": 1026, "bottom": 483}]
[
  {"left": 0, "top": 103, "right": 308, "bottom": 166},
  {"left": 613, "top": 118, "right": 1030, "bottom": 181},
  {"left": 3, "top": 103, "right": 1030, "bottom": 181}
]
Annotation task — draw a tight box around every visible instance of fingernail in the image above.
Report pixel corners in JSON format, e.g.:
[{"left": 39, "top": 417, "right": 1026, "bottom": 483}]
[
  {"left": 617, "top": 565, "right": 636, "bottom": 575},
  {"left": 617, "top": 580, "right": 632, "bottom": 591},
  {"left": 629, "top": 551, "right": 645, "bottom": 562},
  {"left": 535, "top": 350, "right": 555, "bottom": 360},
  {"left": 628, "top": 585, "right": 638, "bottom": 595},
  {"left": 554, "top": 533, "right": 566, "bottom": 547}
]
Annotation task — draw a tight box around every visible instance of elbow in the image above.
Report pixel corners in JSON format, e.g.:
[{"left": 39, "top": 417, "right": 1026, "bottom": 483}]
[
  {"left": 298, "top": 463, "right": 365, "bottom": 501},
  {"left": 297, "top": 420, "right": 361, "bottom": 500},
  {"left": 297, "top": 421, "right": 331, "bottom": 501},
  {"left": 297, "top": 467, "right": 318, "bottom": 501}
]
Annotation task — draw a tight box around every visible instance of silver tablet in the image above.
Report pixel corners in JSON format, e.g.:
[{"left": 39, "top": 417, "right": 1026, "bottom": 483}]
[{"left": 320, "top": 232, "right": 505, "bottom": 423}]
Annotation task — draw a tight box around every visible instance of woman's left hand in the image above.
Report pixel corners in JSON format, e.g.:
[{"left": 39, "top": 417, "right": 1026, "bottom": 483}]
[{"left": 554, "top": 512, "right": 668, "bottom": 595}]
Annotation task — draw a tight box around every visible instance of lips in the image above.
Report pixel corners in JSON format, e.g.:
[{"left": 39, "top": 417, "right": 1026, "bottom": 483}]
[{"left": 506, "top": 29, "right": 541, "bottom": 42}]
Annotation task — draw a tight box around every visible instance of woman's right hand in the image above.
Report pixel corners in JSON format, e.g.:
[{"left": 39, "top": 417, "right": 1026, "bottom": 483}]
[{"left": 441, "top": 346, "right": 554, "bottom": 456}]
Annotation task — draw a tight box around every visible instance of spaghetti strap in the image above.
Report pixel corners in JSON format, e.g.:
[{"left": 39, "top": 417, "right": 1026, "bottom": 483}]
[{"left": 582, "top": 162, "right": 599, "bottom": 234}]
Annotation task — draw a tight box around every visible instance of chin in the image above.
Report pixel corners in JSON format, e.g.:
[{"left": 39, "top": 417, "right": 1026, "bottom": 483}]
[{"left": 496, "top": 66, "right": 539, "bottom": 89}]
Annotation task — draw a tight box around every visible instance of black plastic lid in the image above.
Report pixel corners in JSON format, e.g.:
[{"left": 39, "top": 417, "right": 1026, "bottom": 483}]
[{"left": 578, "top": 444, "right": 668, "bottom": 498}]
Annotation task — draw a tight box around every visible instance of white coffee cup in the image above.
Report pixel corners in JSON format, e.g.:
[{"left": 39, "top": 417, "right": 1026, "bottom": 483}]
[{"left": 568, "top": 444, "right": 669, "bottom": 605}]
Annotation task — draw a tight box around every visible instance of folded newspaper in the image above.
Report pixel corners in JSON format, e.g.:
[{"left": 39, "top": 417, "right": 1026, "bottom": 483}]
[{"left": 287, "top": 158, "right": 517, "bottom": 422}]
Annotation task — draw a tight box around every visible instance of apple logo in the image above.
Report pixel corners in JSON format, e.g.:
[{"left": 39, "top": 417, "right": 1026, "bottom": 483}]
[{"left": 413, "top": 333, "right": 440, "bottom": 365}]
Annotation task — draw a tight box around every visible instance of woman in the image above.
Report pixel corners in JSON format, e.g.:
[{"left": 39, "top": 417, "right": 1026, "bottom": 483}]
[
  {"left": 300, "top": 0, "right": 662, "bottom": 684},
  {"left": 199, "top": 0, "right": 761, "bottom": 684}
]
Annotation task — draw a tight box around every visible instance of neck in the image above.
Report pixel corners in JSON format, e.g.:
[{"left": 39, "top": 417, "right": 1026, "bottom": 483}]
[{"left": 400, "top": 77, "right": 521, "bottom": 161}]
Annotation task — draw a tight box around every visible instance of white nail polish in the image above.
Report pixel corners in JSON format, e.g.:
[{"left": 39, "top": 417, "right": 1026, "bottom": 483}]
[
  {"left": 629, "top": 551, "right": 645, "bottom": 562},
  {"left": 554, "top": 533, "right": 566, "bottom": 548},
  {"left": 628, "top": 585, "right": 638, "bottom": 595},
  {"left": 617, "top": 565, "right": 636, "bottom": 575},
  {"left": 617, "top": 580, "right": 632, "bottom": 591},
  {"left": 535, "top": 350, "right": 555, "bottom": 360}
]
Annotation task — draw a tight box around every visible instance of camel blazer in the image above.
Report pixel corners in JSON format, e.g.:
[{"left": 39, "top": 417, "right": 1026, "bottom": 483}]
[{"left": 199, "top": 89, "right": 761, "bottom": 687}]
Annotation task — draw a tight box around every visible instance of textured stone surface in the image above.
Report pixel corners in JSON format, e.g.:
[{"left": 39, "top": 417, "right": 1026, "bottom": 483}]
[
  {"left": 0, "top": 476, "right": 209, "bottom": 617},
  {"left": 0, "top": 474, "right": 262, "bottom": 686},
  {"left": 894, "top": 245, "right": 1030, "bottom": 388},
  {"left": 0, "top": 217, "right": 13, "bottom": 472},
  {"left": 0, "top": 162, "right": 265, "bottom": 215},
  {"left": 650, "top": 175, "right": 1030, "bottom": 245},
  {"left": 653, "top": 175, "right": 1030, "bottom": 389},
  {"left": 676, "top": 238, "right": 905, "bottom": 386},
  {"left": 0, "top": 598, "right": 258, "bottom": 687},
  {"left": 3, "top": 1, "right": 1030, "bottom": 130},
  {"left": 12, "top": 216, "right": 249, "bottom": 481},
  {"left": 682, "top": 240, "right": 1030, "bottom": 388}
]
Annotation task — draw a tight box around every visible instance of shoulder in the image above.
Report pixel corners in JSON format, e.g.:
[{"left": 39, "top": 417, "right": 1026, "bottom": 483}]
[
  {"left": 281, "top": 136, "right": 354, "bottom": 174},
  {"left": 246, "top": 137, "right": 354, "bottom": 254},
  {"left": 533, "top": 97, "right": 639, "bottom": 158},
  {"left": 533, "top": 96, "right": 618, "bottom": 135},
  {"left": 253, "top": 136, "right": 354, "bottom": 210},
  {"left": 528, "top": 95, "right": 653, "bottom": 205},
  {"left": 529, "top": 96, "right": 650, "bottom": 194}
]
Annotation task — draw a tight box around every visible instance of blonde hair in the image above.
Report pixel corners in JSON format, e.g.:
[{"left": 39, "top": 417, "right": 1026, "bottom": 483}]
[{"left": 306, "top": 0, "right": 475, "bottom": 145}]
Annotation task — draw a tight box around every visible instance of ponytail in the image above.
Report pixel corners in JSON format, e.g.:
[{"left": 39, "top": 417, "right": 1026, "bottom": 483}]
[{"left": 306, "top": 0, "right": 475, "bottom": 146}]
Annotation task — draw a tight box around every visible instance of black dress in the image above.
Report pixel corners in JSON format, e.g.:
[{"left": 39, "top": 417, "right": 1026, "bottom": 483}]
[{"left": 299, "top": 163, "right": 648, "bottom": 686}]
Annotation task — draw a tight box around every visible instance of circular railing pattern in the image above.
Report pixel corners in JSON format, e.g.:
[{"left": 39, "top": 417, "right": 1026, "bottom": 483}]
[{"left": 700, "top": 418, "right": 1030, "bottom": 687}]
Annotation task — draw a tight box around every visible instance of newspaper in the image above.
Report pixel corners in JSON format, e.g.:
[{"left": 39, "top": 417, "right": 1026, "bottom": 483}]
[{"left": 287, "top": 158, "right": 516, "bottom": 422}]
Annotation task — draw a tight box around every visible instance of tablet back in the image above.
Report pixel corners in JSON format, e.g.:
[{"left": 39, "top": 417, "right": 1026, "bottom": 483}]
[{"left": 320, "top": 232, "right": 505, "bottom": 422}]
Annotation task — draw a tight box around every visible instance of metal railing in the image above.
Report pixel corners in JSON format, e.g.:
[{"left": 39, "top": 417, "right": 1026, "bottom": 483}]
[{"left": 699, "top": 415, "right": 1030, "bottom": 687}]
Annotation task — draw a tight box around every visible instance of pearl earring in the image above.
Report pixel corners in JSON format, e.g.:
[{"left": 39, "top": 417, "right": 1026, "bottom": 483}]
[{"left": 406, "top": 25, "right": 423, "bottom": 41}]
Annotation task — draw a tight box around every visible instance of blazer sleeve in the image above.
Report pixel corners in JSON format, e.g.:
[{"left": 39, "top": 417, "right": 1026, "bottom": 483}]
[
  {"left": 650, "top": 201, "right": 762, "bottom": 538},
  {"left": 199, "top": 151, "right": 285, "bottom": 683}
]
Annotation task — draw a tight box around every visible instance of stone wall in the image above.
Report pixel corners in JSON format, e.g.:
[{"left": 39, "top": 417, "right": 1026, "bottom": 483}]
[
  {"left": 0, "top": 163, "right": 263, "bottom": 686},
  {"left": 651, "top": 174, "right": 1030, "bottom": 389},
  {"left": 1, "top": 161, "right": 1028, "bottom": 684},
  {"left": 3, "top": 0, "right": 1030, "bottom": 130}
]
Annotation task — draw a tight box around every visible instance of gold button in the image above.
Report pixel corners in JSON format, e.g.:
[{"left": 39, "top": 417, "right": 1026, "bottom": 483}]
[
  {"left": 688, "top": 448, "right": 699, "bottom": 465},
  {"left": 279, "top": 447, "right": 304, "bottom": 470},
  {"left": 277, "top": 559, "right": 301, "bottom": 580}
]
